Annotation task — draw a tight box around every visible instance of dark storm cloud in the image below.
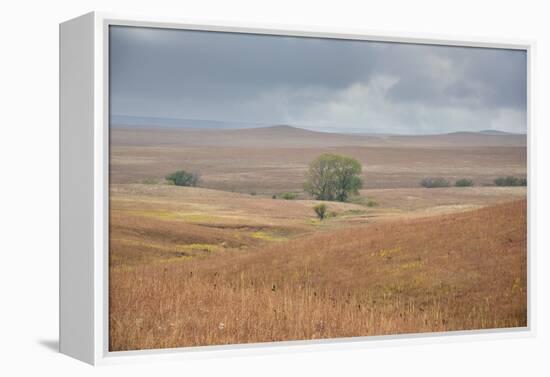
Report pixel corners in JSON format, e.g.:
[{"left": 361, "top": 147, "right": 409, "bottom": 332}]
[
  {"left": 110, "top": 27, "right": 378, "bottom": 98},
  {"left": 109, "top": 26, "right": 527, "bottom": 134}
]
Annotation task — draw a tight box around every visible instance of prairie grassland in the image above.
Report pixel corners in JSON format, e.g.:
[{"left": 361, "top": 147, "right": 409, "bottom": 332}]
[
  {"left": 110, "top": 199, "right": 527, "bottom": 351},
  {"left": 109, "top": 184, "right": 370, "bottom": 266},
  {"left": 110, "top": 127, "right": 526, "bottom": 192},
  {"left": 109, "top": 126, "right": 527, "bottom": 351},
  {"left": 109, "top": 184, "right": 526, "bottom": 266},
  {"left": 353, "top": 186, "right": 527, "bottom": 216}
]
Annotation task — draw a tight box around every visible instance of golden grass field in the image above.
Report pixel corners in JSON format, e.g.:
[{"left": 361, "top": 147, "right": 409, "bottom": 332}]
[{"left": 109, "top": 126, "right": 527, "bottom": 351}]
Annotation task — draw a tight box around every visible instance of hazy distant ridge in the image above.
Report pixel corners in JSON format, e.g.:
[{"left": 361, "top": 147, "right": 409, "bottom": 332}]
[{"left": 111, "top": 123, "right": 526, "bottom": 148}]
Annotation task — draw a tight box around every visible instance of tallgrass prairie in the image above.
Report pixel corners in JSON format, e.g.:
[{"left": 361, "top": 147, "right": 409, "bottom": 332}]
[
  {"left": 109, "top": 126, "right": 527, "bottom": 351},
  {"left": 110, "top": 197, "right": 526, "bottom": 350}
]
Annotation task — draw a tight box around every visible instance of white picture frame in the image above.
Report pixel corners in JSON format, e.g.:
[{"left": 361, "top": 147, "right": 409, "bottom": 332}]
[{"left": 59, "top": 11, "right": 536, "bottom": 365}]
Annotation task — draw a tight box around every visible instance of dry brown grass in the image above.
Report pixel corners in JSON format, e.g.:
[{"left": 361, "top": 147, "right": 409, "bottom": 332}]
[
  {"left": 109, "top": 199, "right": 527, "bottom": 351},
  {"left": 110, "top": 127, "right": 526, "bottom": 192}
]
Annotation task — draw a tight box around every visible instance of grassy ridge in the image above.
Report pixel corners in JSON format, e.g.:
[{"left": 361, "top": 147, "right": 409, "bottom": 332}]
[{"left": 110, "top": 199, "right": 527, "bottom": 351}]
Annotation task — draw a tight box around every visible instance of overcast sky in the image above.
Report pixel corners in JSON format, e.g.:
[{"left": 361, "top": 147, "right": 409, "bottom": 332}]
[{"left": 110, "top": 26, "right": 527, "bottom": 134}]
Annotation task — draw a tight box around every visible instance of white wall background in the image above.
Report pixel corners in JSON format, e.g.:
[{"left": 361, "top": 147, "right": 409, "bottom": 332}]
[{"left": 0, "top": 0, "right": 548, "bottom": 375}]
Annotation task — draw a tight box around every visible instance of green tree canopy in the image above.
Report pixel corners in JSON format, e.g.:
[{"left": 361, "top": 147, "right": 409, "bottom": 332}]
[
  {"left": 304, "top": 154, "right": 363, "bottom": 202},
  {"left": 165, "top": 170, "right": 200, "bottom": 187}
]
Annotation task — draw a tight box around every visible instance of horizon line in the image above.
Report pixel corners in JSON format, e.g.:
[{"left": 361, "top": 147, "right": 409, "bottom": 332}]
[{"left": 110, "top": 116, "right": 526, "bottom": 137}]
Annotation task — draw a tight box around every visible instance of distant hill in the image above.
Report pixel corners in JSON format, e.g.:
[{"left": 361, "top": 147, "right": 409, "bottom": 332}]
[
  {"left": 111, "top": 124, "right": 386, "bottom": 147},
  {"left": 389, "top": 130, "right": 526, "bottom": 147},
  {"left": 111, "top": 124, "right": 526, "bottom": 148},
  {"left": 478, "top": 130, "right": 519, "bottom": 136}
]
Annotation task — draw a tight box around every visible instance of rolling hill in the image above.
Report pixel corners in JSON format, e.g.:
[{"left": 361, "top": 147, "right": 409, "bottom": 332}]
[{"left": 111, "top": 125, "right": 526, "bottom": 148}]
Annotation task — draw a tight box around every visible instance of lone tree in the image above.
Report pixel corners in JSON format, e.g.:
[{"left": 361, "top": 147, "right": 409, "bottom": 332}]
[
  {"left": 165, "top": 170, "right": 200, "bottom": 187},
  {"left": 304, "top": 153, "right": 363, "bottom": 202},
  {"left": 313, "top": 203, "right": 327, "bottom": 220}
]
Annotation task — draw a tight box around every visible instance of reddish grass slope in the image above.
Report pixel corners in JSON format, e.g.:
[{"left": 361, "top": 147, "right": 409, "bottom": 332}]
[{"left": 110, "top": 200, "right": 527, "bottom": 351}]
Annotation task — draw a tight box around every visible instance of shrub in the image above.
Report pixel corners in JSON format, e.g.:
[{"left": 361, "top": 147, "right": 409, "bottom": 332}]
[
  {"left": 366, "top": 200, "right": 378, "bottom": 207},
  {"left": 494, "top": 176, "right": 527, "bottom": 187},
  {"left": 272, "top": 194, "right": 277, "bottom": 199},
  {"left": 281, "top": 192, "right": 297, "bottom": 200},
  {"left": 304, "top": 154, "right": 363, "bottom": 202},
  {"left": 420, "top": 177, "right": 450, "bottom": 188},
  {"left": 313, "top": 204, "right": 327, "bottom": 220},
  {"left": 455, "top": 178, "right": 474, "bottom": 187},
  {"left": 165, "top": 170, "right": 200, "bottom": 187},
  {"left": 250, "top": 191, "right": 257, "bottom": 196}
]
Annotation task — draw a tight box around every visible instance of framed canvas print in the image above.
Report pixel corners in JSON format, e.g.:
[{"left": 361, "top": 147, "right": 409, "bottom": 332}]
[{"left": 59, "top": 12, "right": 534, "bottom": 365}]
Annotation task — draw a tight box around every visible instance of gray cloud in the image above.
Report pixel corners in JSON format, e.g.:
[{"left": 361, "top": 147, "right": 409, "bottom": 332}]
[{"left": 109, "top": 26, "right": 527, "bottom": 134}]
